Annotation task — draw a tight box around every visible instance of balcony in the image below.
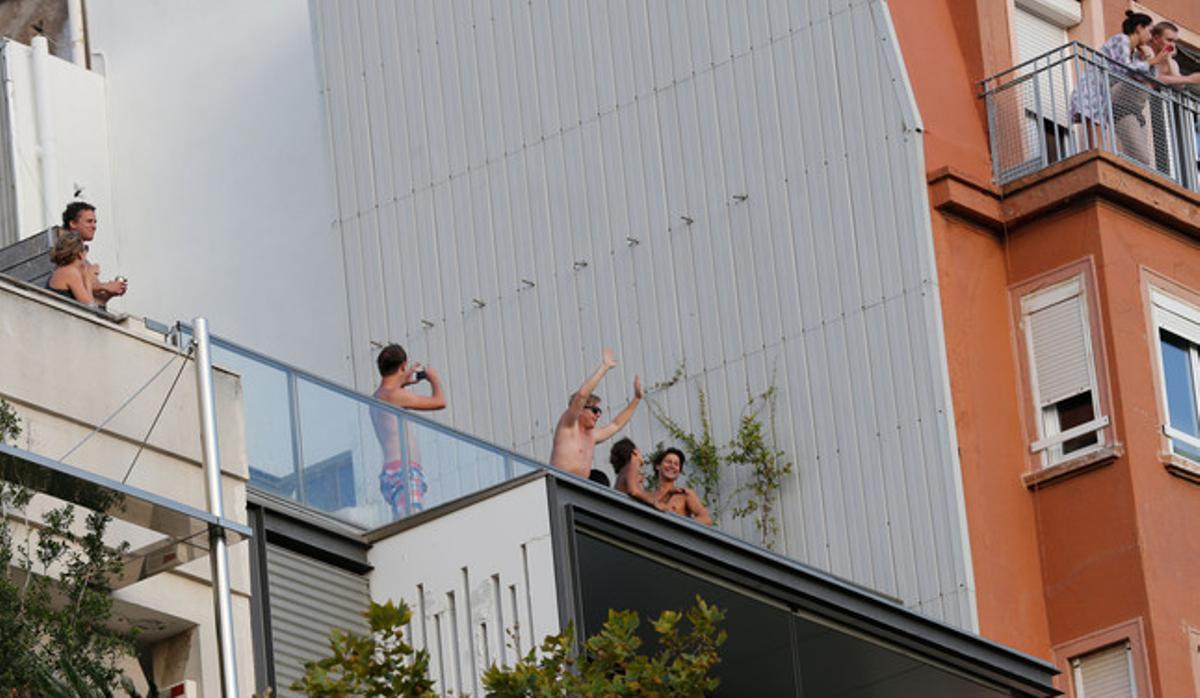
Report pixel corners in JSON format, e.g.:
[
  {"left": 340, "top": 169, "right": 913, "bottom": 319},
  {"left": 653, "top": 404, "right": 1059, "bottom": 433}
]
[
  {"left": 982, "top": 42, "right": 1200, "bottom": 190},
  {"left": 175, "top": 326, "right": 542, "bottom": 531}
]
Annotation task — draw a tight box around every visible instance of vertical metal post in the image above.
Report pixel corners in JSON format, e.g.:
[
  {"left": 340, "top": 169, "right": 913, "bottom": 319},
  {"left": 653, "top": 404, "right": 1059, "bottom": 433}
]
[{"left": 193, "top": 317, "right": 240, "bottom": 697}]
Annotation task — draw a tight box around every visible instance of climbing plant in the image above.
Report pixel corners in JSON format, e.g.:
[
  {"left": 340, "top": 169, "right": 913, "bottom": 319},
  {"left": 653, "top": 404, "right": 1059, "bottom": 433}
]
[
  {"left": 646, "top": 367, "right": 794, "bottom": 549},
  {"left": 725, "top": 387, "right": 793, "bottom": 549}
]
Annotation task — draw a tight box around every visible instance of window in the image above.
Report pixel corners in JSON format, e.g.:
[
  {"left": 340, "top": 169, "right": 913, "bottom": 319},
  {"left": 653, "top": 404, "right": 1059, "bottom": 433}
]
[
  {"left": 1071, "top": 641, "right": 1137, "bottom": 698},
  {"left": 1021, "top": 276, "right": 1108, "bottom": 466},
  {"left": 1151, "top": 289, "right": 1200, "bottom": 461}
]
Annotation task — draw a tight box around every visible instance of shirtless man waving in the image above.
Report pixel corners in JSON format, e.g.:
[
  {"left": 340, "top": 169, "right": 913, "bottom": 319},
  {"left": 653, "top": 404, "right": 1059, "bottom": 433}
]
[{"left": 550, "top": 349, "right": 642, "bottom": 478}]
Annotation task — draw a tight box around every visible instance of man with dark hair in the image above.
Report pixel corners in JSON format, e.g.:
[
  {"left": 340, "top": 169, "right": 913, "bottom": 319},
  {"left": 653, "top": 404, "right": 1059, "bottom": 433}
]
[
  {"left": 60, "top": 201, "right": 127, "bottom": 305},
  {"left": 370, "top": 343, "right": 446, "bottom": 518},
  {"left": 650, "top": 447, "right": 713, "bottom": 525},
  {"left": 549, "top": 349, "right": 642, "bottom": 478},
  {"left": 610, "top": 437, "right": 675, "bottom": 509}
]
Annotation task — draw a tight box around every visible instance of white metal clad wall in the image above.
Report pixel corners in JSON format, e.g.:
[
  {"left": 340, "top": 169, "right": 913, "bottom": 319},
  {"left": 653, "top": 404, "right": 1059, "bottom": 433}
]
[
  {"left": 312, "top": 0, "right": 975, "bottom": 628},
  {"left": 368, "top": 478, "right": 559, "bottom": 695},
  {"left": 266, "top": 544, "right": 371, "bottom": 695}
]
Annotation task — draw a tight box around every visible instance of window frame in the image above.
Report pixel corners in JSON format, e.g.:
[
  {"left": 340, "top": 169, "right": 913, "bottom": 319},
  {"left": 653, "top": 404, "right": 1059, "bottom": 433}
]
[
  {"left": 1149, "top": 287, "right": 1200, "bottom": 460},
  {"left": 1013, "top": 265, "right": 1113, "bottom": 469},
  {"left": 1051, "top": 617, "right": 1151, "bottom": 698},
  {"left": 1070, "top": 641, "right": 1138, "bottom": 698}
]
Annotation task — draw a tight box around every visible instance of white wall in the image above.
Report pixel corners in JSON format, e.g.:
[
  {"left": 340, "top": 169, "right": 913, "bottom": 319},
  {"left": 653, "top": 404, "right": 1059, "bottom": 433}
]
[
  {"left": 368, "top": 478, "right": 559, "bottom": 696},
  {"left": 312, "top": 0, "right": 976, "bottom": 630},
  {"left": 0, "top": 40, "right": 113, "bottom": 255},
  {"left": 82, "top": 0, "right": 352, "bottom": 382}
]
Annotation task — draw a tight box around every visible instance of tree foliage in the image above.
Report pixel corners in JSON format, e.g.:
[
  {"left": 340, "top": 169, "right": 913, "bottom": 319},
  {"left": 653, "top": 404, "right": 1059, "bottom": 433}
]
[
  {"left": 0, "top": 397, "right": 138, "bottom": 695},
  {"left": 291, "top": 599, "right": 436, "bottom": 697},
  {"left": 483, "top": 596, "right": 726, "bottom": 698},
  {"left": 293, "top": 596, "right": 725, "bottom": 698}
]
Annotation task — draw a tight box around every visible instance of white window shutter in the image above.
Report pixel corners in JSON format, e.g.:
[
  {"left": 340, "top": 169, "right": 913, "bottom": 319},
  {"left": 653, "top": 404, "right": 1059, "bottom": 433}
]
[
  {"left": 1026, "top": 282, "right": 1092, "bottom": 407},
  {"left": 1013, "top": 6, "right": 1068, "bottom": 64},
  {"left": 1073, "top": 642, "right": 1136, "bottom": 698}
]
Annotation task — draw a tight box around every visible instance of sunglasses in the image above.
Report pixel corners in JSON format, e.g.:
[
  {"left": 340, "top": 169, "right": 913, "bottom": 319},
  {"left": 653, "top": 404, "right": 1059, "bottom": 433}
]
[{"left": 584, "top": 405, "right": 602, "bottom": 416}]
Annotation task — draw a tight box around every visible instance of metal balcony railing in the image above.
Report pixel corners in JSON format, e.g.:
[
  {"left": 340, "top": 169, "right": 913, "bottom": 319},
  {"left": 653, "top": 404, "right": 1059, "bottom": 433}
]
[
  {"left": 175, "top": 325, "right": 542, "bottom": 531},
  {"left": 982, "top": 41, "right": 1200, "bottom": 190}
]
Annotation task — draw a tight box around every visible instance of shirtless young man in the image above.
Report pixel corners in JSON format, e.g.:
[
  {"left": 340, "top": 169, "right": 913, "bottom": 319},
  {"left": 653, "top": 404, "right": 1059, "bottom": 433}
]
[
  {"left": 650, "top": 448, "right": 713, "bottom": 525},
  {"left": 549, "top": 349, "right": 642, "bottom": 478},
  {"left": 1149, "top": 22, "right": 1200, "bottom": 88},
  {"left": 371, "top": 344, "right": 446, "bottom": 518}
]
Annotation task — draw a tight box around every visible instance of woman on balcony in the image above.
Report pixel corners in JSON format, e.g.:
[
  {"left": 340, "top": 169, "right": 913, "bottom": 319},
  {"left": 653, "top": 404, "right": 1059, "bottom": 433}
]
[
  {"left": 46, "top": 232, "right": 97, "bottom": 307},
  {"left": 1069, "top": 11, "right": 1172, "bottom": 166}
]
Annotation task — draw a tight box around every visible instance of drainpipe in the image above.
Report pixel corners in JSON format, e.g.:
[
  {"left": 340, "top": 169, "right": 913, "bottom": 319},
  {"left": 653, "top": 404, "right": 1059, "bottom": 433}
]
[
  {"left": 66, "top": 0, "right": 86, "bottom": 67},
  {"left": 193, "top": 317, "right": 241, "bottom": 697},
  {"left": 30, "top": 35, "right": 58, "bottom": 241}
]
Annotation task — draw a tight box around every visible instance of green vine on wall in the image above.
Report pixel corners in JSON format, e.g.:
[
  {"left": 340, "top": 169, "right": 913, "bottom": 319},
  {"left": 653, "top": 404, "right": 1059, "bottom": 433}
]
[{"left": 646, "top": 366, "right": 794, "bottom": 550}]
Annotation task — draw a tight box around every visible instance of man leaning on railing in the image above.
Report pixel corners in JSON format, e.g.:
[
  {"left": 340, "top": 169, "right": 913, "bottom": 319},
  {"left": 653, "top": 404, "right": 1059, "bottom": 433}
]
[{"left": 1148, "top": 21, "right": 1200, "bottom": 89}]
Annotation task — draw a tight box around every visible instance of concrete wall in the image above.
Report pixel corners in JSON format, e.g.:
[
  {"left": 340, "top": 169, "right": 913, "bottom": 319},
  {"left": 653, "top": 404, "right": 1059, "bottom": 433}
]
[
  {"left": 368, "top": 477, "right": 559, "bottom": 696},
  {"left": 73, "top": 0, "right": 353, "bottom": 382},
  {"left": 0, "top": 279, "right": 256, "bottom": 694}
]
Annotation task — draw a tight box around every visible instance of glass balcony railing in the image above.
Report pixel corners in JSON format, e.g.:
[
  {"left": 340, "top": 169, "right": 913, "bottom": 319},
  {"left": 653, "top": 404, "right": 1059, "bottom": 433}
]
[
  {"left": 982, "top": 42, "right": 1200, "bottom": 189},
  {"left": 176, "top": 326, "right": 540, "bottom": 530}
]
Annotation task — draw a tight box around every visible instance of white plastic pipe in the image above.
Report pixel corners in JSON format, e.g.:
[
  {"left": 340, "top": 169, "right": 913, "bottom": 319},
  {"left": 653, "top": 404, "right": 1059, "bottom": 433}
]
[
  {"left": 30, "top": 36, "right": 59, "bottom": 236},
  {"left": 66, "top": 0, "right": 86, "bottom": 67}
]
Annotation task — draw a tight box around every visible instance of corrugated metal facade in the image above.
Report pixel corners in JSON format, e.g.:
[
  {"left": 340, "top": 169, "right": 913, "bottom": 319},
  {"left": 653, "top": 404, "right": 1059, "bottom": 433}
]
[
  {"left": 311, "top": 0, "right": 975, "bottom": 628},
  {"left": 266, "top": 544, "right": 372, "bottom": 695}
]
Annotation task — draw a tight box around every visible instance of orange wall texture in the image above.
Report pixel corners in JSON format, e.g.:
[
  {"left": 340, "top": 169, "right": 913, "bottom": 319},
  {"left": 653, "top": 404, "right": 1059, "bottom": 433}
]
[{"left": 892, "top": 0, "right": 1200, "bottom": 693}]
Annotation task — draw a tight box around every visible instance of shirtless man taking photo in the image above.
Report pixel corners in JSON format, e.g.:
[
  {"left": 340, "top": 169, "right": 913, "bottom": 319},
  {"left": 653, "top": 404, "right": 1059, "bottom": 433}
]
[
  {"left": 550, "top": 349, "right": 642, "bottom": 478},
  {"left": 371, "top": 344, "right": 446, "bottom": 518}
]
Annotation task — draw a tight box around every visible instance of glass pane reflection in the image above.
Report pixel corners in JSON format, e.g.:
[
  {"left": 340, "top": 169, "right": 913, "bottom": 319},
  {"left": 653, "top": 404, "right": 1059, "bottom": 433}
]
[{"left": 1160, "top": 331, "right": 1200, "bottom": 461}]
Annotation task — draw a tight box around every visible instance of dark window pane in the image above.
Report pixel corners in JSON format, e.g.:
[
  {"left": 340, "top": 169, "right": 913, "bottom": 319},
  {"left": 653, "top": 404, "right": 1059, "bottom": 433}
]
[
  {"left": 1057, "top": 391, "right": 1098, "bottom": 454},
  {"left": 574, "top": 531, "right": 1009, "bottom": 697},
  {"left": 1161, "top": 330, "right": 1200, "bottom": 460},
  {"left": 575, "top": 532, "right": 799, "bottom": 696}
]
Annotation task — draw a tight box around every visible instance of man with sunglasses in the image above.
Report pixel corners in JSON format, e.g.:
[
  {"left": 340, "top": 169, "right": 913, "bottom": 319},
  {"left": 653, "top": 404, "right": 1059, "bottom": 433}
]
[{"left": 550, "top": 349, "right": 642, "bottom": 478}]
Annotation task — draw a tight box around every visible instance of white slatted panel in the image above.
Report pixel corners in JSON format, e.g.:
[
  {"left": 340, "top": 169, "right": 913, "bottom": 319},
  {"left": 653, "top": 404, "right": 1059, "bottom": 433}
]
[
  {"left": 312, "top": 0, "right": 975, "bottom": 629},
  {"left": 1027, "top": 284, "right": 1092, "bottom": 407},
  {"left": 266, "top": 545, "right": 371, "bottom": 696},
  {"left": 1014, "top": 6, "right": 1068, "bottom": 64},
  {"left": 1074, "top": 643, "right": 1136, "bottom": 698}
]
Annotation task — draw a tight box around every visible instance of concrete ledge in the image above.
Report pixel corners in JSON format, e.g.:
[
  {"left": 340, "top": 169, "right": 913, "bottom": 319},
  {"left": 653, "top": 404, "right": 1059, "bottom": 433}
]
[
  {"left": 1022, "top": 443, "right": 1123, "bottom": 489},
  {"left": 929, "top": 151, "right": 1200, "bottom": 238}
]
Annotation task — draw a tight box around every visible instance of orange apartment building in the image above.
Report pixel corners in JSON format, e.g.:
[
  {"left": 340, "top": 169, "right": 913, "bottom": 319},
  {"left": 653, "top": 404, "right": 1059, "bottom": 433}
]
[{"left": 894, "top": 0, "right": 1200, "bottom": 695}]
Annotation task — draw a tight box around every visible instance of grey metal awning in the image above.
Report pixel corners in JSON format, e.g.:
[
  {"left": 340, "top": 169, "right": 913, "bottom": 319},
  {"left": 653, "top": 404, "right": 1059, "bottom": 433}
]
[{"left": 0, "top": 442, "right": 251, "bottom": 588}]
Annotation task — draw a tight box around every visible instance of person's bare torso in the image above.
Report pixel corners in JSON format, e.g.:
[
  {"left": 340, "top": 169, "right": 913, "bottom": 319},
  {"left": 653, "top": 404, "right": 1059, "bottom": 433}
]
[
  {"left": 550, "top": 423, "right": 595, "bottom": 477},
  {"left": 372, "top": 386, "right": 404, "bottom": 463},
  {"left": 657, "top": 488, "right": 692, "bottom": 516}
]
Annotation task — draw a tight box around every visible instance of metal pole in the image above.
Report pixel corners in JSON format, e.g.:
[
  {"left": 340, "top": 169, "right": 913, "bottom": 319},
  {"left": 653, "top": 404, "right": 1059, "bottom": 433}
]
[
  {"left": 30, "top": 36, "right": 59, "bottom": 237},
  {"left": 193, "top": 317, "right": 240, "bottom": 697}
]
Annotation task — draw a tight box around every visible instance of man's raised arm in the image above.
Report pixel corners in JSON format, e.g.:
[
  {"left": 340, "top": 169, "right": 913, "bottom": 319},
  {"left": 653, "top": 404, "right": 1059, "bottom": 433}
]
[
  {"left": 594, "top": 375, "right": 643, "bottom": 443},
  {"left": 559, "top": 350, "right": 618, "bottom": 427}
]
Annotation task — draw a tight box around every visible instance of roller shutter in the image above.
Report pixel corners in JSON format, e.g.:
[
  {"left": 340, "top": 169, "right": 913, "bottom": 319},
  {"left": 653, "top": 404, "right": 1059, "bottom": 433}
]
[{"left": 266, "top": 544, "right": 371, "bottom": 695}]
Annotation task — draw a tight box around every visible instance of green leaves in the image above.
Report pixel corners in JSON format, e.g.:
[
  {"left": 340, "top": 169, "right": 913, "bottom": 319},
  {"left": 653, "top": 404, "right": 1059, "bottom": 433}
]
[
  {"left": 482, "top": 596, "right": 726, "bottom": 698},
  {"left": 291, "top": 599, "right": 436, "bottom": 697},
  {"left": 647, "top": 368, "right": 794, "bottom": 549}
]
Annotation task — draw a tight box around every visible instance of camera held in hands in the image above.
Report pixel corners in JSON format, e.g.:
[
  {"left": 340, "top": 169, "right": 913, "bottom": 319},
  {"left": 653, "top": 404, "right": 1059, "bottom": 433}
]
[{"left": 414, "top": 369, "right": 428, "bottom": 382}]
